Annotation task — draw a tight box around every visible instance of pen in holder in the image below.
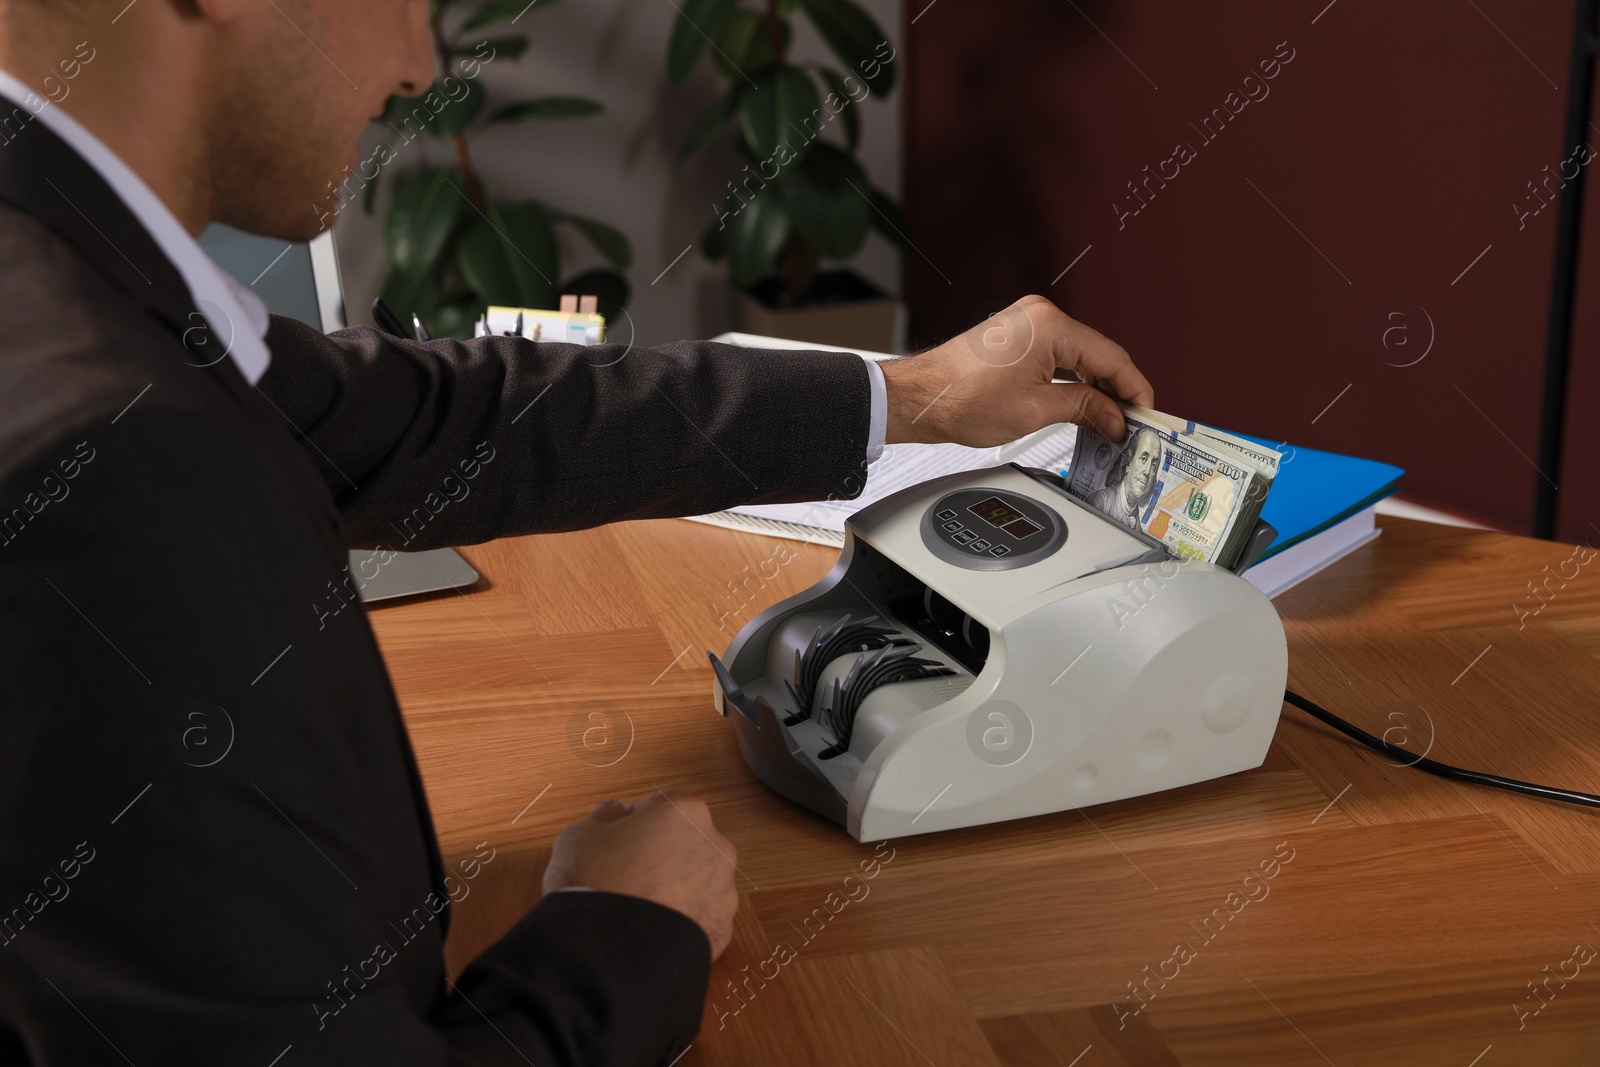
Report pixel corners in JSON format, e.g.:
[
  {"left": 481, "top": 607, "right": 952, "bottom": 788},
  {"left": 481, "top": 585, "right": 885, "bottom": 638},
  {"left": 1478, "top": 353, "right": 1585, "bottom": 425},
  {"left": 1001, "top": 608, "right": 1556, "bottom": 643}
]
[{"left": 474, "top": 295, "right": 606, "bottom": 345}]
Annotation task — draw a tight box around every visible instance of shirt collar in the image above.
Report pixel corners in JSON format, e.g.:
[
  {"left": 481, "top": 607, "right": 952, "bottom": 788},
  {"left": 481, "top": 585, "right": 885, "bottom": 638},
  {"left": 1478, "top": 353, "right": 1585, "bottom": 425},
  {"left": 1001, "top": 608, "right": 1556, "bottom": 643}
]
[{"left": 0, "top": 66, "right": 271, "bottom": 384}]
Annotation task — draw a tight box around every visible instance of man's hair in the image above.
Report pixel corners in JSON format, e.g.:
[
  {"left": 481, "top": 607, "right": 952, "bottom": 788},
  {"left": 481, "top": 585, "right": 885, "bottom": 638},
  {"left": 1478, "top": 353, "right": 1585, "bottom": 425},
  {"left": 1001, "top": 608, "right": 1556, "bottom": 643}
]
[{"left": 1106, "top": 427, "right": 1160, "bottom": 489}]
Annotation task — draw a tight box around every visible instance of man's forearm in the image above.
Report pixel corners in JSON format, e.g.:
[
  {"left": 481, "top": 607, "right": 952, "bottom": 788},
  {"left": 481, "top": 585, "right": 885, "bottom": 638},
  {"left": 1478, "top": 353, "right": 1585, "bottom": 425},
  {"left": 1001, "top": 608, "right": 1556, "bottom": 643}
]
[
  {"left": 880, "top": 355, "right": 948, "bottom": 446},
  {"left": 258, "top": 316, "right": 876, "bottom": 550}
]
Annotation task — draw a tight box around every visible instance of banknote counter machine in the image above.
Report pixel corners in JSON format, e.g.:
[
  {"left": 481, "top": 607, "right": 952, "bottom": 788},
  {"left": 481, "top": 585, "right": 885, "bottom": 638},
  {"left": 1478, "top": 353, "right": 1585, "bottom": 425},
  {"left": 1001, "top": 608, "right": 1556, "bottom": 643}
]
[{"left": 710, "top": 463, "right": 1287, "bottom": 842}]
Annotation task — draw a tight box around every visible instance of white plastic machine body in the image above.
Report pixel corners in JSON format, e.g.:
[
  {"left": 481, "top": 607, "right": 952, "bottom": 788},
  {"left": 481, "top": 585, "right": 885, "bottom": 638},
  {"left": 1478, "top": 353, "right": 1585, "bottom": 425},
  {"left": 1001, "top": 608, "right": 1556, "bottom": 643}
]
[{"left": 710, "top": 464, "right": 1289, "bottom": 842}]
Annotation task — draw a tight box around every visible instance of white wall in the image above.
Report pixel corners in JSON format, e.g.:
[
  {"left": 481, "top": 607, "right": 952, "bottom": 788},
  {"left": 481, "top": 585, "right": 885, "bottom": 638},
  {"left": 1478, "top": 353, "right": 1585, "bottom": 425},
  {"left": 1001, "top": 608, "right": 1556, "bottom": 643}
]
[{"left": 335, "top": 0, "right": 902, "bottom": 348}]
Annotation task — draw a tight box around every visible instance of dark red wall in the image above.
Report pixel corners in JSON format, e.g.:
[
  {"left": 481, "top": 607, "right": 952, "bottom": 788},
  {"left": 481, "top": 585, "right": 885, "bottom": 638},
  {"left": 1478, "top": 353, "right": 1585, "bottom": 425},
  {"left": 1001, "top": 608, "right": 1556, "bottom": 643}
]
[
  {"left": 1558, "top": 75, "right": 1600, "bottom": 544},
  {"left": 904, "top": 0, "right": 1580, "bottom": 535}
]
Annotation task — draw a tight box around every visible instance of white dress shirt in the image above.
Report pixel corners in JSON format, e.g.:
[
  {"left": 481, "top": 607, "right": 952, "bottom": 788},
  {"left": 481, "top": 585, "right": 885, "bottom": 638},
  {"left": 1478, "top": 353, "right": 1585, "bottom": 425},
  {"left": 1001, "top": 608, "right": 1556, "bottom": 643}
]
[
  {"left": 862, "top": 358, "right": 887, "bottom": 462},
  {"left": 0, "top": 66, "right": 888, "bottom": 459}
]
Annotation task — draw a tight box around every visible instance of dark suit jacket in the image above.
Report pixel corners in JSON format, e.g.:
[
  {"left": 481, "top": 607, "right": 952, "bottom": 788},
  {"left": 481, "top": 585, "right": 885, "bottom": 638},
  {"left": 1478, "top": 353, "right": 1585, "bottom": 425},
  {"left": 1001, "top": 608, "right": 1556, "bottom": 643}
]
[{"left": 0, "top": 119, "right": 872, "bottom": 1065}]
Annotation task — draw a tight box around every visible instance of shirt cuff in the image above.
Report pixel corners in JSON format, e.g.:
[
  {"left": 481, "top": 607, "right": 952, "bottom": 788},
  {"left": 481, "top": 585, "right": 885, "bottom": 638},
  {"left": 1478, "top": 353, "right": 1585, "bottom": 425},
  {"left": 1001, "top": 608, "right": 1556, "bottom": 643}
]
[{"left": 862, "top": 355, "right": 887, "bottom": 463}]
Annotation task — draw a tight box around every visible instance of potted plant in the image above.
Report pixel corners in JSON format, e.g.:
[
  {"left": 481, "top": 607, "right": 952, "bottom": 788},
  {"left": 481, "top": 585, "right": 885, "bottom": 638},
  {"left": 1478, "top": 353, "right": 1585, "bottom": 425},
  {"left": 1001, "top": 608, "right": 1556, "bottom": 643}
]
[
  {"left": 365, "top": 0, "right": 634, "bottom": 339},
  {"left": 668, "top": 0, "right": 912, "bottom": 352}
]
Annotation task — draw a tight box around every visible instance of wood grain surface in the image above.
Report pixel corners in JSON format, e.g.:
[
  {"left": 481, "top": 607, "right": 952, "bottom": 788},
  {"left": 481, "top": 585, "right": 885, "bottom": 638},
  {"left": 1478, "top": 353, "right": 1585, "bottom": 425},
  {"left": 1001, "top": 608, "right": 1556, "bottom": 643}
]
[{"left": 367, "top": 515, "right": 1600, "bottom": 1066}]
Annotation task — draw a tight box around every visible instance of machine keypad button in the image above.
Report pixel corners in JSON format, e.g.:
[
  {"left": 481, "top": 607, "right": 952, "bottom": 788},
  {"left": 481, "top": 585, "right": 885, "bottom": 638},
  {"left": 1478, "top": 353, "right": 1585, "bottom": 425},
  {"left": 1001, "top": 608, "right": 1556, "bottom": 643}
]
[{"left": 922, "top": 486, "right": 1066, "bottom": 571}]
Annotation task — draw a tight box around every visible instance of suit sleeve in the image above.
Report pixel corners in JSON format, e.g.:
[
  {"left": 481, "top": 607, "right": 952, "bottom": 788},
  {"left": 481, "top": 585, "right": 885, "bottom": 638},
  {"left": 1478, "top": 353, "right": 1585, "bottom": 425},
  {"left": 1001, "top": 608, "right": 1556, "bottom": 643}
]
[
  {"left": 440, "top": 890, "right": 710, "bottom": 1066},
  {"left": 0, "top": 407, "right": 708, "bottom": 1066},
  {"left": 257, "top": 316, "right": 875, "bottom": 550}
]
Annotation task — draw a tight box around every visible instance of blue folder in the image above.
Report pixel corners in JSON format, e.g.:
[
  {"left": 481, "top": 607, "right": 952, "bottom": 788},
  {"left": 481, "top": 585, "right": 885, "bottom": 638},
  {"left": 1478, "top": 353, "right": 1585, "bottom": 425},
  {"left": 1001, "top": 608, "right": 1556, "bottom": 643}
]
[{"left": 1229, "top": 432, "right": 1404, "bottom": 560}]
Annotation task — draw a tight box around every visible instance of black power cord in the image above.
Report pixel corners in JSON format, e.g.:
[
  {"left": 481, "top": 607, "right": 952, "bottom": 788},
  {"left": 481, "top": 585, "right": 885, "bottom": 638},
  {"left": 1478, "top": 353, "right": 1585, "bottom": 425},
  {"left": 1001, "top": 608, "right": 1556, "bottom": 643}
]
[{"left": 1283, "top": 689, "right": 1600, "bottom": 811}]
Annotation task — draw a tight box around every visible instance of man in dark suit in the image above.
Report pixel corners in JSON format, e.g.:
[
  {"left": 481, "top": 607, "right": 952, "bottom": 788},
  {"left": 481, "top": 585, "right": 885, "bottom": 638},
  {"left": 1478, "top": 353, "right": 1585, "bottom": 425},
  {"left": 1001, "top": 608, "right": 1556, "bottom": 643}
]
[{"left": 0, "top": 0, "right": 1153, "bottom": 1063}]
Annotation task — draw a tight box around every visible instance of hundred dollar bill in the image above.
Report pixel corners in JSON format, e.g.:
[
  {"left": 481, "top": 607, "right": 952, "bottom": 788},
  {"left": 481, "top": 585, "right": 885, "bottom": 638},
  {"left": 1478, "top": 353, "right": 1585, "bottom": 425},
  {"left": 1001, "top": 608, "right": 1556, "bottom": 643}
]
[
  {"left": 1121, "top": 404, "right": 1281, "bottom": 480},
  {"left": 1117, "top": 403, "right": 1282, "bottom": 515},
  {"left": 1068, "top": 407, "right": 1275, "bottom": 568},
  {"left": 1132, "top": 409, "right": 1280, "bottom": 476}
]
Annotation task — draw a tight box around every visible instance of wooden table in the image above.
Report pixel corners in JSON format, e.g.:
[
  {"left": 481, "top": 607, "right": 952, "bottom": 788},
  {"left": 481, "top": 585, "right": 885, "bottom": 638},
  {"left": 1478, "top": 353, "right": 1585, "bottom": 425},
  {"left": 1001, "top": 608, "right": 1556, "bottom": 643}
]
[{"left": 367, "top": 515, "right": 1600, "bottom": 1066}]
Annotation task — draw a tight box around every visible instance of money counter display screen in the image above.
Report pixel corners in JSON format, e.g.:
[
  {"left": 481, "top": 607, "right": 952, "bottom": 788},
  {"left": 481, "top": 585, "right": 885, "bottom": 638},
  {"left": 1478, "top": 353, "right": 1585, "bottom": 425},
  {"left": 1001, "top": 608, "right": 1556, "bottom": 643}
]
[{"left": 967, "top": 496, "right": 1042, "bottom": 539}]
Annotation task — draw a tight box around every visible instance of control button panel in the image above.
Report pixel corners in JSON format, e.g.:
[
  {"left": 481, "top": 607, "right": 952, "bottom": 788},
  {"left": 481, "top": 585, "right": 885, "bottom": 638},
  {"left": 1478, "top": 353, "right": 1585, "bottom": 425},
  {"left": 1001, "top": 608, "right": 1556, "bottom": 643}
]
[{"left": 920, "top": 488, "right": 1066, "bottom": 571}]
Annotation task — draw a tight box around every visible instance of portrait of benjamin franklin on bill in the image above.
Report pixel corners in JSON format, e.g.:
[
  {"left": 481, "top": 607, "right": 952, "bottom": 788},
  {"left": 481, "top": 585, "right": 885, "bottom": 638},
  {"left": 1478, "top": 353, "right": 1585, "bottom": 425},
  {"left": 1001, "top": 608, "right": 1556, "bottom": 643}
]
[{"left": 1087, "top": 427, "right": 1163, "bottom": 530}]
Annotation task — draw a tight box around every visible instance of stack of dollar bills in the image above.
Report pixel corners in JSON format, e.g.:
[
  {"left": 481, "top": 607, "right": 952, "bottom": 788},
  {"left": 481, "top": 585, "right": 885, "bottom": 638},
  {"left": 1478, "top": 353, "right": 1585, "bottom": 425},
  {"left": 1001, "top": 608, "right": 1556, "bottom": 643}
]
[{"left": 1068, "top": 404, "right": 1279, "bottom": 569}]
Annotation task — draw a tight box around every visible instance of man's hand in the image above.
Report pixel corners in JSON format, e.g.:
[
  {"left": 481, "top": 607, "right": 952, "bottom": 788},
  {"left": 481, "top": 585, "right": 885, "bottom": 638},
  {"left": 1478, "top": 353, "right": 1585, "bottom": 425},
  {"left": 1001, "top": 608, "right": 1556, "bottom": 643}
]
[
  {"left": 543, "top": 789, "right": 740, "bottom": 960},
  {"left": 880, "top": 295, "right": 1154, "bottom": 447}
]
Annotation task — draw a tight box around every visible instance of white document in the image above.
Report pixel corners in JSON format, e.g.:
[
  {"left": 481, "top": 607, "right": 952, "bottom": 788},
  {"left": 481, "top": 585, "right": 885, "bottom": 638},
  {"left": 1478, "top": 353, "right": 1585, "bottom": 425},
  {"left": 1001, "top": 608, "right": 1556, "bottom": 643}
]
[{"left": 691, "top": 334, "right": 1086, "bottom": 543}]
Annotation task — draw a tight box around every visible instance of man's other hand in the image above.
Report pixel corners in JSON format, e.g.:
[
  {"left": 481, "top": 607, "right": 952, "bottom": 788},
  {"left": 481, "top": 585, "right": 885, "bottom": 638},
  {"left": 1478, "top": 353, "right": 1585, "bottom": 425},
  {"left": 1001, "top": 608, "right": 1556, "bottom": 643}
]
[
  {"left": 543, "top": 789, "right": 740, "bottom": 959},
  {"left": 880, "top": 295, "right": 1154, "bottom": 447}
]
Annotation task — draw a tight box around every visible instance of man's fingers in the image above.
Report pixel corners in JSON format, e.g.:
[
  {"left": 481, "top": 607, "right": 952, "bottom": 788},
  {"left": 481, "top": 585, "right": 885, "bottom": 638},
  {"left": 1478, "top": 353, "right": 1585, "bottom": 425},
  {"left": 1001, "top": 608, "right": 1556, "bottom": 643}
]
[
  {"left": 1024, "top": 300, "right": 1153, "bottom": 408},
  {"left": 633, "top": 786, "right": 701, "bottom": 805},
  {"left": 630, "top": 787, "right": 708, "bottom": 820},
  {"left": 1058, "top": 328, "right": 1152, "bottom": 408},
  {"left": 587, "top": 798, "right": 629, "bottom": 823},
  {"left": 1046, "top": 382, "right": 1128, "bottom": 441}
]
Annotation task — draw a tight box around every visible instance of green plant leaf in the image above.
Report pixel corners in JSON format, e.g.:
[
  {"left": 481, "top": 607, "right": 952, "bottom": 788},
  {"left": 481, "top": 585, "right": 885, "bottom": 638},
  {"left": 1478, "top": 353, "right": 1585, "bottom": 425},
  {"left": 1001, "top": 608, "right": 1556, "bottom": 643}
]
[
  {"left": 386, "top": 167, "right": 472, "bottom": 275},
  {"left": 379, "top": 265, "right": 442, "bottom": 328},
  {"left": 668, "top": 0, "right": 737, "bottom": 83},
  {"left": 723, "top": 189, "right": 791, "bottom": 287},
  {"left": 453, "top": 36, "right": 529, "bottom": 60},
  {"left": 382, "top": 92, "right": 426, "bottom": 133},
  {"left": 714, "top": 9, "right": 790, "bottom": 79},
  {"left": 818, "top": 68, "right": 860, "bottom": 151},
  {"left": 561, "top": 268, "right": 631, "bottom": 320},
  {"left": 864, "top": 184, "right": 913, "bottom": 249},
  {"left": 776, "top": 142, "right": 869, "bottom": 259},
  {"left": 465, "top": 0, "right": 556, "bottom": 31},
  {"left": 554, "top": 212, "right": 633, "bottom": 269},
  {"left": 488, "top": 97, "right": 604, "bottom": 123},
  {"left": 456, "top": 200, "right": 561, "bottom": 310},
  {"left": 385, "top": 81, "right": 486, "bottom": 140},
  {"left": 435, "top": 80, "right": 487, "bottom": 137},
  {"left": 677, "top": 85, "right": 741, "bottom": 163},
  {"left": 738, "top": 63, "right": 820, "bottom": 164},
  {"left": 799, "top": 0, "right": 895, "bottom": 96},
  {"left": 432, "top": 299, "right": 483, "bottom": 340}
]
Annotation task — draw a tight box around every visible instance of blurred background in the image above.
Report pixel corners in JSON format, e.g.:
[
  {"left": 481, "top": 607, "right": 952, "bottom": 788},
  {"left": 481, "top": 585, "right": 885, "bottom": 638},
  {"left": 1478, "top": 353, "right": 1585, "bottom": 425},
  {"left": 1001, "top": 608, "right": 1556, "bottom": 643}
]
[{"left": 333, "top": 0, "right": 1600, "bottom": 545}]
